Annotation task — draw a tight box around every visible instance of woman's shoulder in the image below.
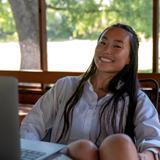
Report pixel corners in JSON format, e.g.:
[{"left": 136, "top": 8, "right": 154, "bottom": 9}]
[
  {"left": 136, "top": 89, "right": 153, "bottom": 104},
  {"left": 136, "top": 89, "right": 157, "bottom": 114},
  {"left": 45, "top": 76, "right": 82, "bottom": 103},
  {"left": 137, "top": 89, "right": 150, "bottom": 99},
  {"left": 55, "top": 75, "right": 82, "bottom": 86},
  {"left": 50, "top": 75, "right": 82, "bottom": 94}
]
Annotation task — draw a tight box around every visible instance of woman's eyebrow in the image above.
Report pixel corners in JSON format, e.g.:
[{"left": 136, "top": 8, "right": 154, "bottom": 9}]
[
  {"left": 114, "top": 40, "right": 123, "bottom": 43},
  {"left": 101, "top": 36, "right": 107, "bottom": 40},
  {"left": 101, "top": 36, "right": 123, "bottom": 43},
  {"left": 101, "top": 36, "right": 124, "bottom": 44}
]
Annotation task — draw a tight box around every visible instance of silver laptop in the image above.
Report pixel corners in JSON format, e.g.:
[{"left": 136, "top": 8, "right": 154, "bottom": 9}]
[{"left": 0, "top": 76, "right": 70, "bottom": 160}]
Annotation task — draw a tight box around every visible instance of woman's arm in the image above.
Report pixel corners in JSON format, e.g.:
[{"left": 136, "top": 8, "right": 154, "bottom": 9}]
[
  {"left": 20, "top": 78, "right": 66, "bottom": 140},
  {"left": 134, "top": 91, "right": 160, "bottom": 157},
  {"left": 20, "top": 86, "right": 58, "bottom": 140}
]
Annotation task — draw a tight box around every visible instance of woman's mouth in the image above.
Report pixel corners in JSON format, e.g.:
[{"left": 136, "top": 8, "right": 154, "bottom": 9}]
[{"left": 99, "top": 57, "right": 114, "bottom": 63}]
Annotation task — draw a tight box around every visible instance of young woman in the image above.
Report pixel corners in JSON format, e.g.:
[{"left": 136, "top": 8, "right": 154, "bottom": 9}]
[{"left": 20, "top": 23, "right": 160, "bottom": 160}]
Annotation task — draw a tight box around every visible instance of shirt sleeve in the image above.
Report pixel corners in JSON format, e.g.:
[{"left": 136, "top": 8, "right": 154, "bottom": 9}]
[
  {"left": 20, "top": 78, "right": 66, "bottom": 141},
  {"left": 134, "top": 91, "right": 160, "bottom": 152}
]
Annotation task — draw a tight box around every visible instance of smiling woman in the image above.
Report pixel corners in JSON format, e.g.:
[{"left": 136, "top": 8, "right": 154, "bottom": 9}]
[
  {"left": 0, "top": 1, "right": 159, "bottom": 159},
  {"left": 20, "top": 23, "right": 160, "bottom": 160},
  {"left": 0, "top": 0, "right": 158, "bottom": 73},
  {"left": 94, "top": 27, "right": 130, "bottom": 74}
]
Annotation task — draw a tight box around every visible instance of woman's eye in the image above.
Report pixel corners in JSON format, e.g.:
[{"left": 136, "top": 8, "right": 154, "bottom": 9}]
[
  {"left": 113, "top": 45, "right": 121, "bottom": 48},
  {"left": 100, "top": 41, "right": 105, "bottom": 45}
]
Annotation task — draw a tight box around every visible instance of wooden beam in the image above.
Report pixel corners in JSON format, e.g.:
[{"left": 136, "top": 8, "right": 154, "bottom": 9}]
[
  {"left": 1, "top": 70, "right": 160, "bottom": 84},
  {"left": 0, "top": 71, "right": 81, "bottom": 83},
  {"left": 39, "top": 0, "right": 48, "bottom": 71},
  {"left": 152, "top": 0, "right": 159, "bottom": 72}
]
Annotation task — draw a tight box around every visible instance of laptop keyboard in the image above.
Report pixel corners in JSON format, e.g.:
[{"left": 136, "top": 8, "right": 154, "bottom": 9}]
[{"left": 21, "top": 148, "right": 46, "bottom": 160}]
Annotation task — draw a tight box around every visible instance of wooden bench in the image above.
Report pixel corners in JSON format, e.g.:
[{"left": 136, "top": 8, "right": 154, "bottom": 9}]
[
  {"left": 0, "top": 71, "right": 81, "bottom": 122},
  {"left": 0, "top": 71, "right": 160, "bottom": 122}
]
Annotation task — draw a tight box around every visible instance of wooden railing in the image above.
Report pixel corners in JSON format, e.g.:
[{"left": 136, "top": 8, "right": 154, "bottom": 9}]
[
  {"left": 1, "top": 70, "right": 160, "bottom": 84},
  {"left": 0, "top": 71, "right": 160, "bottom": 103},
  {"left": 0, "top": 70, "right": 81, "bottom": 83},
  {"left": 0, "top": 71, "right": 160, "bottom": 121}
]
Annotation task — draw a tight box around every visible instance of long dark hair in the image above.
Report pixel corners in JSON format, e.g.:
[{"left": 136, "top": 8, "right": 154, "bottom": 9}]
[{"left": 57, "top": 23, "right": 139, "bottom": 144}]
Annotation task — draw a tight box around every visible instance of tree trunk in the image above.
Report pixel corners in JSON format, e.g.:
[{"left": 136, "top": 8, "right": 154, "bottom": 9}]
[{"left": 9, "top": 0, "right": 40, "bottom": 70}]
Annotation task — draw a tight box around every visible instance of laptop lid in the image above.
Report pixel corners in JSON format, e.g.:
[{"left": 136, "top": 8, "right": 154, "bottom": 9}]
[
  {"left": 0, "top": 76, "right": 66, "bottom": 160},
  {"left": 0, "top": 76, "right": 20, "bottom": 160}
]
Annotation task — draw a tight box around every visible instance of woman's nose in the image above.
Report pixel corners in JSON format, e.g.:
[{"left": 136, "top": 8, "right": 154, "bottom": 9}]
[{"left": 103, "top": 45, "right": 112, "bottom": 55}]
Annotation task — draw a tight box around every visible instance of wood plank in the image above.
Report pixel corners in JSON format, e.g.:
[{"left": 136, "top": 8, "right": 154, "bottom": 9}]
[
  {"left": 0, "top": 71, "right": 160, "bottom": 82},
  {"left": 0, "top": 71, "right": 81, "bottom": 83}
]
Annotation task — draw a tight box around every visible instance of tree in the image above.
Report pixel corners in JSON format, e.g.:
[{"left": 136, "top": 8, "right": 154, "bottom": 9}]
[
  {"left": 47, "top": 0, "right": 107, "bottom": 40},
  {"left": 9, "top": 0, "right": 40, "bottom": 70},
  {"left": 0, "top": 1, "right": 16, "bottom": 41},
  {"left": 46, "top": 0, "right": 152, "bottom": 39},
  {"left": 0, "top": 0, "right": 153, "bottom": 70},
  {"left": 108, "top": 0, "right": 152, "bottom": 38}
]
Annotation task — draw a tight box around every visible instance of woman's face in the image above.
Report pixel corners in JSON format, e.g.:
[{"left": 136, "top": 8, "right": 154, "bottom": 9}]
[{"left": 94, "top": 27, "right": 131, "bottom": 74}]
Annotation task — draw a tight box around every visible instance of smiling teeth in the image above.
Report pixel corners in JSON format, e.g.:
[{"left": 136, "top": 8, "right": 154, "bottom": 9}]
[{"left": 100, "top": 57, "right": 113, "bottom": 62}]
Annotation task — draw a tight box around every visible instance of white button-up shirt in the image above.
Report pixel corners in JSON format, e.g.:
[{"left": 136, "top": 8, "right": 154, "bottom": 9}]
[{"left": 20, "top": 76, "right": 160, "bottom": 152}]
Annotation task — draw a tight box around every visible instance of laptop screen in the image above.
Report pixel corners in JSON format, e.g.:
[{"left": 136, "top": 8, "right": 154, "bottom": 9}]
[{"left": 0, "top": 76, "right": 20, "bottom": 159}]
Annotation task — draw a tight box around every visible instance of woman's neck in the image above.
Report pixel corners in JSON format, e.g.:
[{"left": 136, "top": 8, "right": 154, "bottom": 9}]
[{"left": 90, "top": 71, "right": 115, "bottom": 97}]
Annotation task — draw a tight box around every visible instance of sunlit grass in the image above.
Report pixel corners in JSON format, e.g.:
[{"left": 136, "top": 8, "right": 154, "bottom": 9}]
[
  {"left": 0, "top": 42, "right": 21, "bottom": 70},
  {"left": 0, "top": 38, "right": 158, "bottom": 72}
]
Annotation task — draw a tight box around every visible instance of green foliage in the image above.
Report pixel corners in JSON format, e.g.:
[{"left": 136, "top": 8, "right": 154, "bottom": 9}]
[
  {"left": 47, "top": 0, "right": 103, "bottom": 40},
  {"left": 0, "top": 0, "right": 18, "bottom": 41},
  {"left": 138, "top": 69, "right": 152, "bottom": 73},
  {"left": 0, "top": 0, "right": 154, "bottom": 41},
  {"left": 109, "top": 0, "right": 152, "bottom": 38},
  {"left": 46, "top": 0, "right": 153, "bottom": 40}
]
